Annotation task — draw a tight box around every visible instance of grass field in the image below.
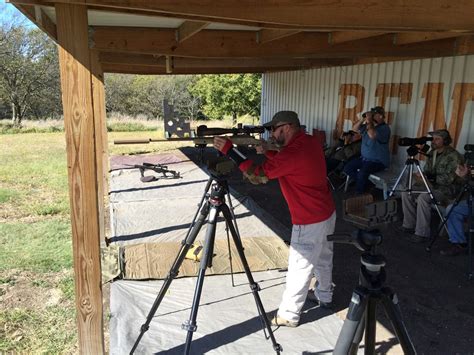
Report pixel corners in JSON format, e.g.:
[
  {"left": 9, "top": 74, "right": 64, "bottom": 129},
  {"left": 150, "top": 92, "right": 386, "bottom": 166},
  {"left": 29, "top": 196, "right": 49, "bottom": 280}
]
[{"left": 0, "top": 118, "right": 252, "bottom": 353}]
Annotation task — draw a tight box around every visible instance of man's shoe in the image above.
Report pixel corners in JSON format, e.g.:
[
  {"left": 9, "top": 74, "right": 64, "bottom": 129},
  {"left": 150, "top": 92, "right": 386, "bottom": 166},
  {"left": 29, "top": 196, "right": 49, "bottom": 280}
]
[
  {"left": 307, "top": 290, "right": 333, "bottom": 310},
  {"left": 394, "top": 224, "right": 415, "bottom": 234},
  {"left": 269, "top": 315, "right": 298, "bottom": 328},
  {"left": 408, "top": 234, "right": 429, "bottom": 243},
  {"left": 440, "top": 243, "right": 468, "bottom": 256}
]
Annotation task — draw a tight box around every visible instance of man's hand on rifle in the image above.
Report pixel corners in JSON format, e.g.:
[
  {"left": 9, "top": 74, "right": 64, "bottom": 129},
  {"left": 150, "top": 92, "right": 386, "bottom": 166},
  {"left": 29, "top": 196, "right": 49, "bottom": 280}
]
[{"left": 213, "top": 136, "right": 233, "bottom": 154}]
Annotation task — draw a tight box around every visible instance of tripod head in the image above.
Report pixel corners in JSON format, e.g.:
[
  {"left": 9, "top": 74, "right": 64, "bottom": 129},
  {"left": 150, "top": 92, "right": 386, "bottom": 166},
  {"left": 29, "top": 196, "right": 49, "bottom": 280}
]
[{"left": 328, "top": 229, "right": 382, "bottom": 253}]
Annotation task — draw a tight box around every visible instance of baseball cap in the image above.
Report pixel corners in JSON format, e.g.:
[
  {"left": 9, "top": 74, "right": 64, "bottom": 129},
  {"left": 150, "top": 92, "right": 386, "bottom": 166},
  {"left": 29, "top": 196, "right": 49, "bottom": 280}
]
[
  {"left": 428, "top": 129, "right": 450, "bottom": 140},
  {"left": 263, "top": 111, "right": 300, "bottom": 129},
  {"left": 371, "top": 106, "right": 385, "bottom": 116}
]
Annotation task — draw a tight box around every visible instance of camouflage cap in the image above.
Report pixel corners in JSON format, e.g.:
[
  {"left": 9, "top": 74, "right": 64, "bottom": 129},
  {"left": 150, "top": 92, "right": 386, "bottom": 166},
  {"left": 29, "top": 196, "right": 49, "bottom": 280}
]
[
  {"left": 428, "top": 129, "right": 450, "bottom": 140},
  {"left": 263, "top": 111, "right": 300, "bottom": 129}
]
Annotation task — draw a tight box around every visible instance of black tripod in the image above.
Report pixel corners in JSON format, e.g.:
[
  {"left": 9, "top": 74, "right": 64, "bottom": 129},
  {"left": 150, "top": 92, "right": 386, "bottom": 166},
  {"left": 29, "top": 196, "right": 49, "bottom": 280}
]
[
  {"left": 130, "top": 172, "right": 282, "bottom": 354},
  {"left": 387, "top": 146, "right": 448, "bottom": 235},
  {"left": 427, "top": 180, "right": 474, "bottom": 279},
  {"left": 328, "top": 230, "right": 416, "bottom": 355}
]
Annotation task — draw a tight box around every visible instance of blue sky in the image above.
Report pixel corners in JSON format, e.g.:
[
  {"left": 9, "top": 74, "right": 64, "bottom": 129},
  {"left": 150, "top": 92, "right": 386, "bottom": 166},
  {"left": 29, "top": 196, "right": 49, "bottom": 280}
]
[{"left": 1, "top": 1, "right": 34, "bottom": 27}]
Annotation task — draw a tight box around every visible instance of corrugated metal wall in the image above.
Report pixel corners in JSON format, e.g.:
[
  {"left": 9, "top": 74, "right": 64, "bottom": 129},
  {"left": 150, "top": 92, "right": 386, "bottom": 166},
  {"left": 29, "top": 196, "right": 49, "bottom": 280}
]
[{"left": 261, "top": 55, "right": 474, "bottom": 167}]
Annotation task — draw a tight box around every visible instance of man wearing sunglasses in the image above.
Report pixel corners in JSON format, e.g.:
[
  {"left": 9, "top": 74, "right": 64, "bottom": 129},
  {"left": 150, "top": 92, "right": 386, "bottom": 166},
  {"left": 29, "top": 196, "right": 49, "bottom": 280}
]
[{"left": 214, "top": 110, "right": 336, "bottom": 327}]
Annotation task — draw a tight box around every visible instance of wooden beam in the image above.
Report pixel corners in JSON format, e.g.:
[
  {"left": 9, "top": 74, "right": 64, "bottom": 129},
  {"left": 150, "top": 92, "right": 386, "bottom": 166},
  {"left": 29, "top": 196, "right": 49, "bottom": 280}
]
[
  {"left": 55, "top": 3, "right": 104, "bottom": 353},
  {"left": 176, "top": 20, "right": 208, "bottom": 43},
  {"left": 99, "top": 52, "right": 353, "bottom": 69},
  {"left": 329, "top": 31, "right": 385, "bottom": 44},
  {"left": 257, "top": 29, "right": 301, "bottom": 44},
  {"left": 8, "top": 0, "right": 474, "bottom": 31},
  {"left": 101, "top": 63, "right": 301, "bottom": 74},
  {"left": 91, "top": 28, "right": 471, "bottom": 59},
  {"left": 12, "top": 4, "right": 57, "bottom": 40},
  {"left": 394, "top": 31, "right": 471, "bottom": 45},
  {"left": 90, "top": 49, "right": 108, "bottom": 244}
]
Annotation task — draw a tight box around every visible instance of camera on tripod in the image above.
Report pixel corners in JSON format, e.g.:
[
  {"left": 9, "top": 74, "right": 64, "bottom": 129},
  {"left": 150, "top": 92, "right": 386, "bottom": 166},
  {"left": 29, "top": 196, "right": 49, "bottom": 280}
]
[
  {"left": 464, "top": 144, "right": 474, "bottom": 179},
  {"left": 397, "top": 136, "right": 433, "bottom": 146},
  {"left": 397, "top": 136, "right": 432, "bottom": 157}
]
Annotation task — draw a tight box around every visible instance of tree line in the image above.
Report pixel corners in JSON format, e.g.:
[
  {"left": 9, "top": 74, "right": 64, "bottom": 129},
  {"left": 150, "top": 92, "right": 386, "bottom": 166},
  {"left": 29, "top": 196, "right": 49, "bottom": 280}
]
[{"left": 0, "top": 18, "right": 261, "bottom": 127}]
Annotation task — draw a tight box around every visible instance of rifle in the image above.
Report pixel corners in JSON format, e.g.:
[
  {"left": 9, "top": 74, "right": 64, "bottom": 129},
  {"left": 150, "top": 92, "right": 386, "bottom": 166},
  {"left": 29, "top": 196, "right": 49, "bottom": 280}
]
[
  {"left": 124, "top": 162, "right": 181, "bottom": 182},
  {"left": 114, "top": 125, "right": 280, "bottom": 151}
]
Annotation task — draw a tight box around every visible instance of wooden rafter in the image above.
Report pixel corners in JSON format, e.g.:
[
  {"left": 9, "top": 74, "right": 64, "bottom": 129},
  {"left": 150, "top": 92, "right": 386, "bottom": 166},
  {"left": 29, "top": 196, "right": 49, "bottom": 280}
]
[
  {"left": 12, "top": 4, "right": 57, "bottom": 40},
  {"left": 8, "top": 0, "right": 474, "bottom": 31},
  {"left": 90, "top": 28, "right": 474, "bottom": 59}
]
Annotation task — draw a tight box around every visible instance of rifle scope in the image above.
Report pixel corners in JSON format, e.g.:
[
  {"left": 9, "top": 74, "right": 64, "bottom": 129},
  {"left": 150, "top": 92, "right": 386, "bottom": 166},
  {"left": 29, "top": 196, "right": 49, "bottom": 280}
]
[{"left": 197, "top": 125, "right": 265, "bottom": 137}]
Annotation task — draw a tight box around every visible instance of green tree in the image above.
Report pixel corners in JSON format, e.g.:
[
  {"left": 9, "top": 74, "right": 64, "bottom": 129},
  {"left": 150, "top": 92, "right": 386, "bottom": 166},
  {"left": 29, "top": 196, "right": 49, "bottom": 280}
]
[
  {"left": 190, "top": 74, "right": 261, "bottom": 123},
  {"left": 0, "top": 21, "right": 60, "bottom": 126},
  {"left": 105, "top": 74, "right": 199, "bottom": 120}
]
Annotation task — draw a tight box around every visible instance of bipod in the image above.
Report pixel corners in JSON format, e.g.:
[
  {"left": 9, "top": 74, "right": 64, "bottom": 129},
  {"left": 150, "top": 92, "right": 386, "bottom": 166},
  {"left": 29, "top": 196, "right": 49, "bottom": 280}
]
[
  {"left": 130, "top": 174, "right": 282, "bottom": 354},
  {"left": 387, "top": 147, "right": 449, "bottom": 237},
  {"left": 328, "top": 230, "right": 416, "bottom": 355}
]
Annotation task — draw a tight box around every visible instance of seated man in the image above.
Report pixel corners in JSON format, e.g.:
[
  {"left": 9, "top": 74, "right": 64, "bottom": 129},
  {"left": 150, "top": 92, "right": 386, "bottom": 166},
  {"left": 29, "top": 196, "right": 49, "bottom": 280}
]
[
  {"left": 343, "top": 106, "right": 391, "bottom": 194},
  {"left": 325, "top": 130, "right": 361, "bottom": 173},
  {"left": 441, "top": 164, "right": 470, "bottom": 256},
  {"left": 400, "top": 129, "right": 464, "bottom": 243}
]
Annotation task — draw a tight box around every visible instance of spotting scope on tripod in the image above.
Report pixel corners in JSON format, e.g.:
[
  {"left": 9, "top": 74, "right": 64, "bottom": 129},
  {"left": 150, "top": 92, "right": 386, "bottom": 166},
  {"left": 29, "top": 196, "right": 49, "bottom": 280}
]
[
  {"left": 387, "top": 140, "right": 449, "bottom": 236},
  {"left": 328, "top": 229, "right": 416, "bottom": 355}
]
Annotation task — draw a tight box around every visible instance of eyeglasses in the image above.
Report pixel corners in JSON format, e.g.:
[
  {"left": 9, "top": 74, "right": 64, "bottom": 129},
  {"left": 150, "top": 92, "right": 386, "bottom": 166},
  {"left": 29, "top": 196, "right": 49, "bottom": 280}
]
[{"left": 271, "top": 123, "right": 291, "bottom": 132}]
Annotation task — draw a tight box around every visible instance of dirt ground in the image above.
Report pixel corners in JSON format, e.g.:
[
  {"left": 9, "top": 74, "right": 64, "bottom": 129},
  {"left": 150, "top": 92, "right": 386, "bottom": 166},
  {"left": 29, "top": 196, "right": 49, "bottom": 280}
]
[{"left": 180, "top": 147, "right": 474, "bottom": 354}]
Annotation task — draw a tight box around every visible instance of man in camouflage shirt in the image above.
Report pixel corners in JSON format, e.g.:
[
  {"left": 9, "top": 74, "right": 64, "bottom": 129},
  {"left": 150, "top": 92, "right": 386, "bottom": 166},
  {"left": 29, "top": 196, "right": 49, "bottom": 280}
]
[{"left": 400, "top": 129, "right": 464, "bottom": 243}]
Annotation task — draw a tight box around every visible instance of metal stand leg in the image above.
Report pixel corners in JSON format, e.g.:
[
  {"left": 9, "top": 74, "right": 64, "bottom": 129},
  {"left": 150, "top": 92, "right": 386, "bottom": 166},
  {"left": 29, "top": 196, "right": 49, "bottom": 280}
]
[
  {"left": 183, "top": 205, "right": 219, "bottom": 354},
  {"left": 130, "top": 202, "right": 210, "bottom": 354},
  {"left": 380, "top": 288, "right": 416, "bottom": 354},
  {"left": 221, "top": 203, "right": 282, "bottom": 353}
]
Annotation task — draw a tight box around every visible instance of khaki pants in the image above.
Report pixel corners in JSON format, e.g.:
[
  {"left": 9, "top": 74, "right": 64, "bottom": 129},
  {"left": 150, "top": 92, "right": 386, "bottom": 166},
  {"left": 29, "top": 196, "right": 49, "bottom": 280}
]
[
  {"left": 401, "top": 189, "right": 446, "bottom": 238},
  {"left": 277, "top": 212, "right": 336, "bottom": 322}
]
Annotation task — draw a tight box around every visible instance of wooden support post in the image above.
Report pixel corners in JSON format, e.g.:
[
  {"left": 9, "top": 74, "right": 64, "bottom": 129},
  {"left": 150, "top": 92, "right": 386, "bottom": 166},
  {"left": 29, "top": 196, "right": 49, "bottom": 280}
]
[
  {"left": 55, "top": 4, "right": 105, "bottom": 353},
  {"left": 90, "top": 50, "right": 109, "bottom": 244}
]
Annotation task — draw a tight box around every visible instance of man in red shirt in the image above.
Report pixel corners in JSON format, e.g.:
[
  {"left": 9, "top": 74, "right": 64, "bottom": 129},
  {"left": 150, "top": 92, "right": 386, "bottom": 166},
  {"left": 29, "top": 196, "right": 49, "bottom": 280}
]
[{"left": 214, "top": 111, "right": 336, "bottom": 327}]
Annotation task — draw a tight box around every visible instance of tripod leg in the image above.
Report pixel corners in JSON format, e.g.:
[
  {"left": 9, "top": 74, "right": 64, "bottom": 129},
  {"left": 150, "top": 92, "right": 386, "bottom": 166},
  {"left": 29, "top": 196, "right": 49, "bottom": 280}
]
[
  {"left": 129, "top": 202, "right": 210, "bottom": 354},
  {"left": 364, "top": 297, "right": 377, "bottom": 355},
  {"left": 220, "top": 204, "right": 282, "bottom": 354},
  {"left": 388, "top": 165, "right": 409, "bottom": 198},
  {"left": 182, "top": 205, "right": 219, "bottom": 355},
  {"left": 467, "top": 194, "right": 473, "bottom": 279},
  {"left": 334, "top": 287, "right": 369, "bottom": 355},
  {"left": 380, "top": 287, "right": 416, "bottom": 355}
]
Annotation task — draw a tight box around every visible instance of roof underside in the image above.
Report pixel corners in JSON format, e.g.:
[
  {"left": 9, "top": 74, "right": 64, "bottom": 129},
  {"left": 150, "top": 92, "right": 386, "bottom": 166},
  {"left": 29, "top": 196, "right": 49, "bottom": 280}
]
[{"left": 9, "top": 0, "right": 474, "bottom": 74}]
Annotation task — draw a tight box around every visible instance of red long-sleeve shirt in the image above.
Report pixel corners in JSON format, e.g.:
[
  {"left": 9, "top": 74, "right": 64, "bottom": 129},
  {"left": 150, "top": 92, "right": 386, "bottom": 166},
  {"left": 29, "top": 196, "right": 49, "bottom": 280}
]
[{"left": 239, "top": 130, "right": 335, "bottom": 225}]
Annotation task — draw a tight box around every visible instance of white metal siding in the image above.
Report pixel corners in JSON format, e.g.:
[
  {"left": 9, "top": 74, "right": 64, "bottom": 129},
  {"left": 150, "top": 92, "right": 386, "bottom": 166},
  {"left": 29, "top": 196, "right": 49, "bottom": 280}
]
[{"left": 261, "top": 55, "right": 474, "bottom": 167}]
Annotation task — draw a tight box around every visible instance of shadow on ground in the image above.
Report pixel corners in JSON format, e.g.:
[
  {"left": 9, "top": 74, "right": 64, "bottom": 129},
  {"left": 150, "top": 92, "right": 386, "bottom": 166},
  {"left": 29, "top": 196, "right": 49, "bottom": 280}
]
[{"left": 179, "top": 146, "right": 474, "bottom": 353}]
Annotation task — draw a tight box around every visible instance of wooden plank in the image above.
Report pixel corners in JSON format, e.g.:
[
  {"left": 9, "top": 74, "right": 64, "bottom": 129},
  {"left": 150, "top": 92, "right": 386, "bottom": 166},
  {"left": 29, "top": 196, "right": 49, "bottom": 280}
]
[
  {"left": 9, "top": 0, "right": 474, "bottom": 31},
  {"left": 177, "top": 20, "right": 208, "bottom": 42},
  {"left": 394, "top": 31, "right": 472, "bottom": 45},
  {"left": 55, "top": 3, "right": 105, "bottom": 353},
  {"left": 99, "top": 52, "right": 353, "bottom": 69},
  {"left": 90, "top": 49, "right": 108, "bottom": 244},
  {"left": 101, "top": 63, "right": 299, "bottom": 74},
  {"left": 330, "top": 31, "right": 385, "bottom": 44},
  {"left": 91, "top": 28, "right": 468, "bottom": 59},
  {"left": 165, "top": 55, "right": 173, "bottom": 73},
  {"left": 257, "top": 29, "right": 301, "bottom": 44}
]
